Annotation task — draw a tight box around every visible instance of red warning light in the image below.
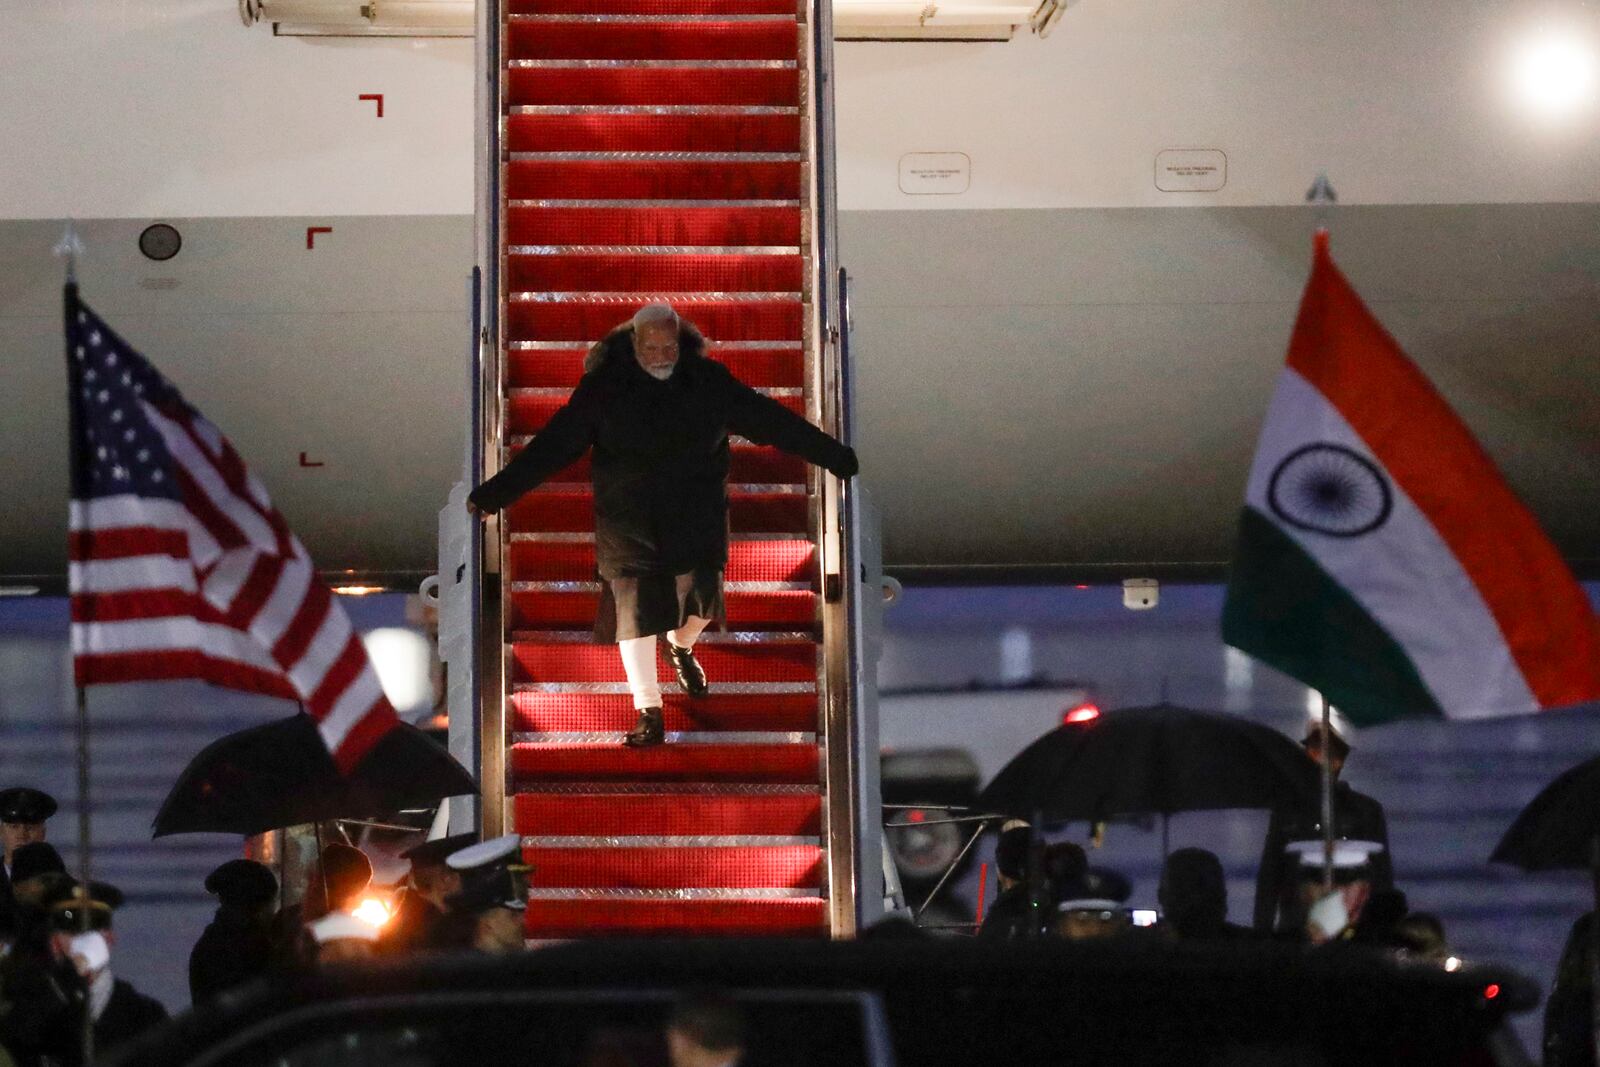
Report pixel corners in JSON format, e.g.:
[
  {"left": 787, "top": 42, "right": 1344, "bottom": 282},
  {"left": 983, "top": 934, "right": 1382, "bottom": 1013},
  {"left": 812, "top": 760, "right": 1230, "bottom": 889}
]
[
  {"left": 1483, "top": 984, "right": 1500, "bottom": 1000},
  {"left": 1063, "top": 704, "right": 1102, "bottom": 725},
  {"left": 907, "top": 809, "right": 927, "bottom": 823}
]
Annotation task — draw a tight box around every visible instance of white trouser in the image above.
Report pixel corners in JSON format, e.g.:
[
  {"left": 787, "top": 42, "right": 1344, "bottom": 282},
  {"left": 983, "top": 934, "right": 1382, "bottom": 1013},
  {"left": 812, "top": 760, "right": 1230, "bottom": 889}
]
[{"left": 618, "top": 616, "right": 711, "bottom": 710}]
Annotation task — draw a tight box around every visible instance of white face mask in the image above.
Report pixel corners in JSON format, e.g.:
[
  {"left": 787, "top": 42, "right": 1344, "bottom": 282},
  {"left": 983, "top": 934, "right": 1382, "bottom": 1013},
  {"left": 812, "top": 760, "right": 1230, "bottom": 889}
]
[{"left": 68, "top": 930, "right": 110, "bottom": 976}]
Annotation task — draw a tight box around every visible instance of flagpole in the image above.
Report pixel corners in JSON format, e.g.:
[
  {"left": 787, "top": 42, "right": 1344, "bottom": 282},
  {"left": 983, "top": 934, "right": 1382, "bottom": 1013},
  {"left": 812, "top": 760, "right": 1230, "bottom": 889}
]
[
  {"left": 58, "top": 226, "right": 96, "bottom": 1065},
  {"left": 1318, "top": 692, "right": 1335, "bottom": 892}
]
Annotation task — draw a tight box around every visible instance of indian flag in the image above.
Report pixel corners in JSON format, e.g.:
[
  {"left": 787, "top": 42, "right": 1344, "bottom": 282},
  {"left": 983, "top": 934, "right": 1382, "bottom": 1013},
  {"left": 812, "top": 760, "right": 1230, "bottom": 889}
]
[{"left": 1223, "top": 231, "right": 1600, "bottom": 724}]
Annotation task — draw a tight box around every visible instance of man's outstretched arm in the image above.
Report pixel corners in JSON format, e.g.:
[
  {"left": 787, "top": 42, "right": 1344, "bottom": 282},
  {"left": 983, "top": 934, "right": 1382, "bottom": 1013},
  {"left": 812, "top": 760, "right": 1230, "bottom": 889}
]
[
  {"left": 469, "top": 376, "right": 603, "bottom": 515},
  {"left": 723, "top": 372, "right": 858, "bottom": 478}
]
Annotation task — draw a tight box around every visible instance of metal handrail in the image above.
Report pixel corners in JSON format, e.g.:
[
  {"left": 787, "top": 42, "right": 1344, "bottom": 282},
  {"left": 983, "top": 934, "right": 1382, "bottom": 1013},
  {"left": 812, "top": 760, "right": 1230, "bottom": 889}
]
[{"left": 472, "top": 0, "right": 508, "bottom": 840}]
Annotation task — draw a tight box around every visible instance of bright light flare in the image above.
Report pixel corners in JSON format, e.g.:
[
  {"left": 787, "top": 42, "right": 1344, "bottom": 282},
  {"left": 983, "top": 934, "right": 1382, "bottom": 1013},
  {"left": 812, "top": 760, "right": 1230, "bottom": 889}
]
[
  {"left": 1444, "top": 956, "right": 1462, "bottom": 972},
  {"left": 1063, "top": 703, "right": 1101, "bottom": 725},
  {"left": 1509, "top": 27, "right": 1598, "bottom": 120},
  {"left": 351, "top": 897, "right": 393, "bottom": 927},
  {"left": 332, "top": 584, "right": 386, "bottom": 596}
]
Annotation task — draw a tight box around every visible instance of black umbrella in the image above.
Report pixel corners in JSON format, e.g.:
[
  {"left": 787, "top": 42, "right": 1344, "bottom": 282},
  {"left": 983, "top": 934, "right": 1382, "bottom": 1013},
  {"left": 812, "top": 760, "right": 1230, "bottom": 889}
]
[
  {"left": 977, "top": 702, "right": 1321, "bottom": 834},
  {"left": 1489, "top": 754, "right": 1600, "bottom": 1063},
  {"left": 153, "top": 713, "right": 476, "bottom": 838},
  {"left": 1490, "top": 754, "right": 1600, "bottom": 871}
]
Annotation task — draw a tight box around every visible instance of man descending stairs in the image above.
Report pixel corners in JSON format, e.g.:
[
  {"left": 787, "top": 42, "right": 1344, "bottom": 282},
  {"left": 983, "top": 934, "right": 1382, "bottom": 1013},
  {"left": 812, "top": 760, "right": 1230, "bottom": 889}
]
[{"left": 478, "top": 0, "right": 859, "bottom": 938}]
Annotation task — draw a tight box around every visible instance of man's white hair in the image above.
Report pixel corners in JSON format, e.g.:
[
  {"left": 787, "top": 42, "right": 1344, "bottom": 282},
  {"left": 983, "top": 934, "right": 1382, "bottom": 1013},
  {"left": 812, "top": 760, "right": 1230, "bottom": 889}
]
[{"left": 632, "top": 302, "right": 679, "bottom": 334}]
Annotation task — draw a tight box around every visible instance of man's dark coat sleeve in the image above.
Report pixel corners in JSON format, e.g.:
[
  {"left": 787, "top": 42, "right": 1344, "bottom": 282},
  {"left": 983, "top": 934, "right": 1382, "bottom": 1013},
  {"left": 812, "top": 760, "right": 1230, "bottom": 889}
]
[
  {"left": 1253, "top": 806, "right": 1289, "bottom": 932},
  {"left": 468, "top": 375, "right": 604, "bottom": 514},
  {"left": 721, "top": 372, "right": 858, "bottom": 477}
]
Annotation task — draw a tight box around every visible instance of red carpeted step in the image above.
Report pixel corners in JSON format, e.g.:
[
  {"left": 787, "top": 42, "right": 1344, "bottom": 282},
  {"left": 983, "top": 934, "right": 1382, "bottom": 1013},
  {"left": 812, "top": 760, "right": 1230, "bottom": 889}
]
[
  {"left": 512, "top": 0, "right": 796, "bottom": 14},
  {"left": 505, "top": 490, "right": 806, "bottom": 535},
  {"left": 505, "top": 159, "right": 800, "bottom": 201},
  {"left": 509, "top": 299, "right": 803, "bottom": 343},
  {"left": 508, "top": 388, "right": 802, "bottom": 433},
  {"left": 510, "top": 346, "right": 803, "bottom": 387},
  {"left": 511, "top": 741, "right": 819, "bottom": 782},
  {"left": 508, "top": 20, "right": 798, "bottom": 62},
  {"left": 509, "top": 67, "right": 800, "bottom": 107},
  {"left": 508, "top": 253, "right": 803, "bottom": 294},
  {"left": 508, "top": 114, "right": 800, "bottom": 154},
  {"left": 516, "top": 789, "right": 819, "bottom": 835},
  {"left": 508, "top": 205, "right": 801, "bottom": 248},
  {"left": 530, "top": 447, "right": 807, "bottom": 485},
  {"left": 526, "top": 846, "right": 823, "bottom": 889},
  {"left": 510, "top": 639, "right": 815, "bottom": 683},
  {"left": 509, "top": 586, "right": 816, "bottom": 630},
  {"left": 524, "top": 897, "right": 827, "bottom": 937},
  {"left": 511, "top": 691, "right": 817, "bottom": 733},
  {"left": 509, "top": 536, "right": 812, "bottom": 580},
  {"left": 508, "top": 159, "right": 801, "bottom": 201}
]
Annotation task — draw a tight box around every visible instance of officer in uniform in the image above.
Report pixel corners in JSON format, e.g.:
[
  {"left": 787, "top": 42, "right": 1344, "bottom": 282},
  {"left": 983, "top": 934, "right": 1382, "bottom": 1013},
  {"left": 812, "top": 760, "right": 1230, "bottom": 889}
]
[
  {"left": 0, "top": 787, "right": 57, "bottom": 931},
  {"left": 189, "top": 859, "right": 279, "bottom": 1003},
  {"left": 384, "top": 832, "right": 475, "bottom": 954},
  {"left": 439, "top": 834, "right": 531, "bottom": 953}
]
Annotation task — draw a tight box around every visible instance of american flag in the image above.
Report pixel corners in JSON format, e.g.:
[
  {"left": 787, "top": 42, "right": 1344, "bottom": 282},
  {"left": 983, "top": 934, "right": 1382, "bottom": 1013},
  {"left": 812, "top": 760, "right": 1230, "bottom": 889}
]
[{"left": 65, "top": 285, "right": 398, "bottom": 772}]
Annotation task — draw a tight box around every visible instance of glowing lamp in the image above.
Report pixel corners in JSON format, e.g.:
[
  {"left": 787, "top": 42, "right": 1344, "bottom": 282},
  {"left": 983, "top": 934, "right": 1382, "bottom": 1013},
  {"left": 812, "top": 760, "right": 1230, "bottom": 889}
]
[
  {"left": 1063, "top": 704, "right": 1101, "bottom": 725},
  {"left": 351, "top": 897, "right": 393, "bottom": 928},
  {"left": 1483, "top": 983, "right": 1500, "bottom": 1000}
]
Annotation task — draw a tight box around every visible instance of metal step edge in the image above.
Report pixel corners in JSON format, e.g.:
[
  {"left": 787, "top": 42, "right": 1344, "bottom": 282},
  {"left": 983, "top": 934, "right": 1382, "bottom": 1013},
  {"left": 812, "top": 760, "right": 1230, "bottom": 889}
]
[
  {"left": 506, "top": 531, "right": 809, "bottom": 541},
  {"left": 507, "top": 58, "right": 797, "bottom": 68},
  {"left": 513, "top": 731, "right": 816, "bottom": 744},
  {"left": 507, "top": 12, "right": 796, "bottom": 21},
  {"left": 505, "top": 199, "right": 803, "bottom": 210},
  {"left": 510, "top": 386, "right": 801, "bottom": 397},
  {"left": 522, "top": 834, "right": 820, "bottom": 847},
  {"left": 509, "top": 105, "right": 798, "bottom": 116},
  {"left": 514, "top": 781, "right": 821, "bottom": 794},
  {"left": 510, "top": 580, "right": 811, "bottom": 591},
  {"left": 511, "top": 680, "right": 816, "bottom": 694},
  {"left": 509, "top": 289, "right": 800, "bottom": 300},
  {"left": 527, "top": 887, "right": 821, "bottom": 900},
  {"left": 507, "top": 243, "right": 799, "bottom": 254},
  {"left": 509, "top": 339, "right": 802, "bottom": 350},
  {"left": 506, "top": 486, "right": 806, "bottom": 498},
  {"left": 508, "top": 151, "right": 801, "bottom": 163},
  {"left": 508, "top": 628, "right": 815, "bottom": 642}
]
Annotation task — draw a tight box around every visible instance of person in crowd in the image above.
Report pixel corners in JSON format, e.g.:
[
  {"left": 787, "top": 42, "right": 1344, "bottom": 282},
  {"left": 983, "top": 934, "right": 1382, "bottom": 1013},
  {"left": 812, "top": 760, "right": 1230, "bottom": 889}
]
[
  {"left": 20, "top": 878, "right": 169, "bottom": 1063},
  {"left": 189, "top": 859, "right": 278, "bottom": 1004},
  {"left": 1043, "top": 841, "right": 1089, "bottom": 911},
  {"left": 1254, "top": 712, "right": 1392, "bottom": 934},
  {"left": 7, "top": 843, "right": 68, "bottom": 907},
  {"left": 1287, "top": 840, "right": 1386, "bottom": 944},
  {"left": 437, "top": 834, "right": 531, "bottom": 953},
  {"left": 1157, "top": 847, "right": 1254, "bottom": 942},
  {"left": 308, "top": 912, "right": 380, "bottom": 965},
  {"left": 467, "top": 302, "right": 859, "bottom": 749},
  {"left": 667, "top": 991, "right": 748, "bottom": 1067},
  {"left": 978, "top": 821, "right": 1045, "bottom": 940},
  {"left": 1391, "top": 912, "right": 1447, "bottom": 961},
  {"left": 272, "top": 842, "right": 375, "bottom": 968},
  {"left": 1544, "top": 911, "right": 1594, "bottom": 1067},
  {"left": 1052, "top": 867, "right": 1134, "bottom": 942},
  {"left": 0, "top": 788, "right": 56, "bottom": 932},
  {"left": 384, "top": 832, "right": 474, "bottom": 954}
]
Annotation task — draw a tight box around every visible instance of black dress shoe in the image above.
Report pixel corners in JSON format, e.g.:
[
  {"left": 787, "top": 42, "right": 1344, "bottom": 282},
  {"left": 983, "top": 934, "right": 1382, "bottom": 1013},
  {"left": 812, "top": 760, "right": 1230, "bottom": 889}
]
[
  {"left": 623, "top": 707, "right": 665, "bottom": 748},
  {"left": 667, "top": 642, "right": 709, "bottom": 698}
]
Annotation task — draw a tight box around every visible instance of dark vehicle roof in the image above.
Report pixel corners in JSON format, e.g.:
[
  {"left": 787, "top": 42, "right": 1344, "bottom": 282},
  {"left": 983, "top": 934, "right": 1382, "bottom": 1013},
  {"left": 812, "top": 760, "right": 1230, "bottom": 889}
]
[{"left": 107, "top": 938, "right": 1537, "bottom": 1067}]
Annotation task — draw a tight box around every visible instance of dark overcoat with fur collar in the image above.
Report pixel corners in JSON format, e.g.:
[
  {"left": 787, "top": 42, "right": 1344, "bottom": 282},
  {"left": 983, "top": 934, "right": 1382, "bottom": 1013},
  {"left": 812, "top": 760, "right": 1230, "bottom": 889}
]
[{"left": 469, "top": 321, "right": 857, "bottom": 581}]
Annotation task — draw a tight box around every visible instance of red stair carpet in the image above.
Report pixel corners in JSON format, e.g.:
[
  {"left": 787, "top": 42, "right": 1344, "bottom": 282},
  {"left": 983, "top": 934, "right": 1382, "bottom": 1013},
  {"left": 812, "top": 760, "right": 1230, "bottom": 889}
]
[{"left": 497, "top": 0, "right": 830, "bottom": 938}]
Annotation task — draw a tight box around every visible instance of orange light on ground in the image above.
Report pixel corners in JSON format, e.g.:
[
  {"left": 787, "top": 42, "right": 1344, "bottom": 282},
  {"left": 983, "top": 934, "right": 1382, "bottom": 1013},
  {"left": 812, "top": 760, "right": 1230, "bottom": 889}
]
[{"left": 1063, "top": 704, "right": 1101, "bottom": 725}]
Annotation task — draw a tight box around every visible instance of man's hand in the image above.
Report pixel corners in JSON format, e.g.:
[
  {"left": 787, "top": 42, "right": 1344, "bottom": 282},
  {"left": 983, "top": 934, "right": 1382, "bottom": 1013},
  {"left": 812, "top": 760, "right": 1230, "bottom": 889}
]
[{"left": 466, "top": 498, "right": 489, "bottom": 521}]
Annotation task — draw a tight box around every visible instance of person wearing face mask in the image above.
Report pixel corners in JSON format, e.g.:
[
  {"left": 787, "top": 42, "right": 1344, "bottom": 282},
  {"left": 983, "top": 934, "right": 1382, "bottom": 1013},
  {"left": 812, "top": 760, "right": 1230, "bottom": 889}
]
[
  {"left": 468, "top": 303, "right": 859, "bottom": 748},
  {"left": 10, "top": 879, "right": 168, "bottom": 1065}
]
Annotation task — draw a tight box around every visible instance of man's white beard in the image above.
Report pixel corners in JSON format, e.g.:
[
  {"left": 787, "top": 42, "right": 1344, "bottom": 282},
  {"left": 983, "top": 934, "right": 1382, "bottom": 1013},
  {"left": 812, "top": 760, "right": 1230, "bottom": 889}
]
[{"left": 645, "top": 364, "right": 676, "bottom": 381}]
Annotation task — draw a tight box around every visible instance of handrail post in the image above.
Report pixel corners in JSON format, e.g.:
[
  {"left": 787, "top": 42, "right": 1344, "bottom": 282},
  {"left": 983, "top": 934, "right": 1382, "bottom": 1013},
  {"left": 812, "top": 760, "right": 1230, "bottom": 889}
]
[{"left": 472, "top": 0, "right": 507, "bottom": 840}]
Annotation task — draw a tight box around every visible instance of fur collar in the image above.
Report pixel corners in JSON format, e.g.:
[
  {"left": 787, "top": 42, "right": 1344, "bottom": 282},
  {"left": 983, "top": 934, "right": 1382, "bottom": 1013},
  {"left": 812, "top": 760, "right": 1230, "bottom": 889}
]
[{"left": 583, "top": 319, "right": 709, "bottom": 377}]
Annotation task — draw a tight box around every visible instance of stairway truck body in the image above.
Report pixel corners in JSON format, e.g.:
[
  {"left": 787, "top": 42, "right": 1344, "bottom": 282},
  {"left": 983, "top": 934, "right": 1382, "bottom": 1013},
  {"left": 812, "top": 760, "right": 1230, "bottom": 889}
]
[{"left": 453, "top": 0, "right": 883, "bottom": 938}]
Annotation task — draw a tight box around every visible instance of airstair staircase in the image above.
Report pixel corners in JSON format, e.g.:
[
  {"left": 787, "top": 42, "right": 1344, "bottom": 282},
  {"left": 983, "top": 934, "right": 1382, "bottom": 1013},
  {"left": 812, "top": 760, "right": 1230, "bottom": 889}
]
[{"left": 470, "top": 0, "right": 871, "bottom": 939}]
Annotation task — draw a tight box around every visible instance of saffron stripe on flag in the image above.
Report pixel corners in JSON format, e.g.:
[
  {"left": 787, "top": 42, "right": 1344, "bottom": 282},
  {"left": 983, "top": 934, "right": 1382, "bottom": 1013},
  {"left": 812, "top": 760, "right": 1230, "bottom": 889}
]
[{"left": 1286, "top": 241, "right": 1600, "bottom": 708}]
